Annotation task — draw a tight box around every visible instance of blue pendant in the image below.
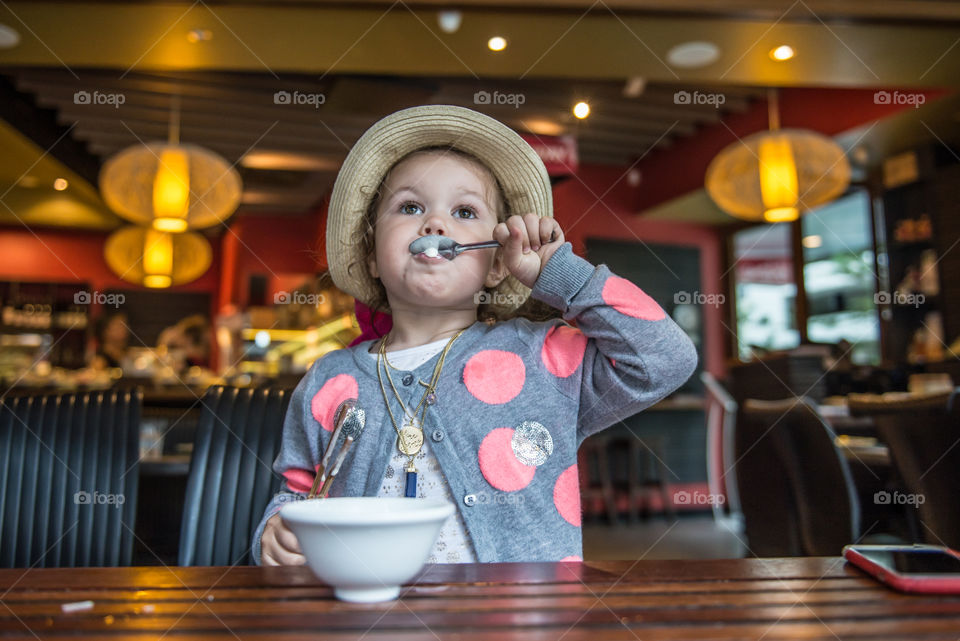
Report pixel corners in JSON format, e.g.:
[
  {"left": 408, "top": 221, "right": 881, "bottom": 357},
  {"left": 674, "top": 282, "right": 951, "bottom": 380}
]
[{"left": 404, "top": 470, "right": 418, "bottom": 498}]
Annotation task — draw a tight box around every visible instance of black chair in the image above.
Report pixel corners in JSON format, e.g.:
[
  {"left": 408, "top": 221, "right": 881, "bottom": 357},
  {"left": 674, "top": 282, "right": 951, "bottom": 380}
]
[
  {"left": 178, "top": 386, "right": 291, "bottom": 566},
  {"left": 848, "top": 389, "right": 960, "bottom": 549},
  {"left": 0, "top": 389, "right": 141, "bottom": 568},
  {"left": 736, "top": 397, "right": 861, "bottom": 556},
  {"left": 701, "top": 372, "right": 741, "bottom": 524}
]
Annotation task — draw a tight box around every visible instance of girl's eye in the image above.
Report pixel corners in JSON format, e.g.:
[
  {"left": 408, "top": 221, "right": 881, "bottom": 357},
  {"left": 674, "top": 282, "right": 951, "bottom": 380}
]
[
  {"left": 454, "top": 206, "right": 477, "bottom": 220},
  {"left": 399, "top": 202, "right": 423, "bottom": 216}
]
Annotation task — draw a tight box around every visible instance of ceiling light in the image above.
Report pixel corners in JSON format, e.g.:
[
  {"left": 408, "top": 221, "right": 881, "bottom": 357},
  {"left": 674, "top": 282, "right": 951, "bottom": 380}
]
[
  {"left": 0, "top": 24, "right": 20, "bottom": 49},
  {"left": 53, "top": 178, "right": 68, "bottom": 191},
  {"left": 623, "top": 76, "right": 646, "bottom": 98},
  {"left": 487, "top": 36, "right": 507, "bottom": 52},
  {"left": 802, "top": 235, "right": 823, "bottom": 249},
  {"left": 666, "top": 41, "right": 720, "bottom": 69},
  {"left": 573, "top": 102, "right": 590, "bottom": 119},
  {"left": 521, "top": 119, "right": 565, "bottom": 137},
  {"left": 240, "top": 151, "right": 339, "bottom": 171},
  {"left": 437, "top": 10, "right": 462, "bottom": 34},
  {"left": 770, "top": 45, "right": 795, "bottom": 61},
  {"left": 187, "top": 28, "right": 213, "bottom": 43}
]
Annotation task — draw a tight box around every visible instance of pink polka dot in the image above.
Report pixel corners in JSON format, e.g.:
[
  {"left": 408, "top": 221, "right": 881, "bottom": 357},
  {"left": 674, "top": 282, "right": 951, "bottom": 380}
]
[
  {"left": 541, "top": 325, "right": 587, "bottom": 378},
  {"left": 282, "top": 467, "right": 318, "bottom": 494},
  {"left": 560, "top": 555, "right": 583, "bottom": 562},
  {"left": 463, "top": 350, "right": 525, "bottom": 405},
  {"left": 601, "top": 276, "right": 666, "bottom": 321},
  {"left": 478, "top": 427, "right": 536, "bottom": 492},
  {"left": 311, "top": 374, "right": 359, "bottom": 431},
  {"left": 553, "top": 464, "right": 582, "bottom": 527}
]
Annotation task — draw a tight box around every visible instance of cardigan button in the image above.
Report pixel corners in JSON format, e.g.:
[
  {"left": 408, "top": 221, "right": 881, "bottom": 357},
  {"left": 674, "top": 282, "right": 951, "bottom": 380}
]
[
  {"left": 463, "top": 493, "right": 477, "bottom": 507},
  {"left": 431, "top": 430, "right": 444, "bottom": 442},
  {"left": 401, "top": 373, "right": 414, "bottom": 386}
]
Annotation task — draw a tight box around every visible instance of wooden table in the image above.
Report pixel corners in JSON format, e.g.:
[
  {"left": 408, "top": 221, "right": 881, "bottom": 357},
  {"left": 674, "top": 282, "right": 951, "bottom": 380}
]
[{"left": 2, "top": 558, "right": 959, "bottom": 639}]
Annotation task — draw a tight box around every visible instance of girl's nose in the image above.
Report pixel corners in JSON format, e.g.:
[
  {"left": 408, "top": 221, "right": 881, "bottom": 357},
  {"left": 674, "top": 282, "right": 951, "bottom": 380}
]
[{"left": 419, "top": 214, "right": 447, "bottom": 236}]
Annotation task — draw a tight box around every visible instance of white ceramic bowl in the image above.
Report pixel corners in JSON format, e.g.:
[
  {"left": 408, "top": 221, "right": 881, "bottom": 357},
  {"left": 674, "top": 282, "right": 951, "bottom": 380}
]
[{"left": 280, "top": 497, "right": 455, "bottom": 603}]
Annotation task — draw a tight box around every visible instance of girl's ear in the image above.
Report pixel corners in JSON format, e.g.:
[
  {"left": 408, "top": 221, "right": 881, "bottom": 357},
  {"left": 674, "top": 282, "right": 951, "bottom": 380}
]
[
  {"left": 484, "top": 250, "right": 508, "bottom": 288},
  {"left": 367, "top": 250, "right": 379, "bottom": 279}
]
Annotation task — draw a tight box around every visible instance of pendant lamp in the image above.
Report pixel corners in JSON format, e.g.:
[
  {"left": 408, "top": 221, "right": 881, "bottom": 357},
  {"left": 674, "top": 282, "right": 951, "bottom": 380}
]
[
  {"left": 99, "top": 96, "right": 242, "bottom": 231},
  {"left": 705, "top": 90, "right": 850, "bottom": 223},
  {"left": 104, "top": 225, "right": 212, "bottom": 288}
]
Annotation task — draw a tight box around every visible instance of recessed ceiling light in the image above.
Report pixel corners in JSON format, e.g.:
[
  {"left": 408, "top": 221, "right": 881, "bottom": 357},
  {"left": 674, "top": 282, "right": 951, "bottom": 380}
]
[
  {"left": 770, "top": 45, "right": 795, "bottom": 61},
  {"left": 437, "top": 10, "right": 462, "bottom": 34},
  {"left": 53, "top": 178, "right": 68, "bottom": 191},
  {"left": 488, "top": 36, "right": 507, "bottom": 52},
  {"left": 666, "top": 41, "right": 720, "bottom": 69},
  {"left": 0, "top": 24, "right": 20, "bottom": 49},
  {"left": 573, "top": 102, "right": 590, "bottom": 119},
  {"left": 187, "top": 28, "right": 213, "bottom": 43}
]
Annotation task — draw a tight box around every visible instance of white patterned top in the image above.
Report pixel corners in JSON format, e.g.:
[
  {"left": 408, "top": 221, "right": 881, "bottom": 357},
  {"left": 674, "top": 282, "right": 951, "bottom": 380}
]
[{"left": 369, "top": 338, "right": 477, "bottom": 564}]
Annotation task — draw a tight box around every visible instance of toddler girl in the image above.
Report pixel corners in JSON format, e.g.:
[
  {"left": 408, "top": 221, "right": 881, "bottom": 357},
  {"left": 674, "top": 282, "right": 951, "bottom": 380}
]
[{"left": 255, "top": 105, "right": 698, "bottom": 565}]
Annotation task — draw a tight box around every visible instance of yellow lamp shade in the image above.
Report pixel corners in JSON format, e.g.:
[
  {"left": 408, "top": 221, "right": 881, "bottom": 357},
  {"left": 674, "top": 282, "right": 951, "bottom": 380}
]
[
  {"left": 100, "top": 142, "right": 242, "bottom": 231},
  {"left": 705, "top": 129, "right": 850, "bottom": 223},
  {"left": 152, "top": 148, "right": 190, "bottom": 232},
  {"left": 104, "top": 225, "right": 212, "bottom": 288}
]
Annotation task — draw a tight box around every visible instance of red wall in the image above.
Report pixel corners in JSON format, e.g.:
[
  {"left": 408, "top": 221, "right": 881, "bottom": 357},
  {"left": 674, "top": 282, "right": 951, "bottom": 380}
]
[
  {"left": 552, "top": 165, "right": 726, "bottom": 378},
  {"left": 219, "top": 212, "right": 324, "bottom": 309},
  {"left": 0, "top": 227, "right": 221, "bottom": 304}
]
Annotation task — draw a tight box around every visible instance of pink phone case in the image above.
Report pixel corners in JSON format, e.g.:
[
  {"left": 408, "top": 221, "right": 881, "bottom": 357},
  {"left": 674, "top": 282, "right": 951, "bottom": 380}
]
[{"left": 844, "top": 545, "right": 960, "bottom": 594}]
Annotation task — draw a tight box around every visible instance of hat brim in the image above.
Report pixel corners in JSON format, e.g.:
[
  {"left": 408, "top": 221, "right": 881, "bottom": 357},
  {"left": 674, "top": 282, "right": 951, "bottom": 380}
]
[{"left": 326, "top": 105, "right": 553, "bottom": 312}]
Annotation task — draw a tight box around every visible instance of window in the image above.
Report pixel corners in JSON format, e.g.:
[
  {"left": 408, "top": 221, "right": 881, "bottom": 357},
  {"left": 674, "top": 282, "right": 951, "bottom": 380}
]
[
  {"left": 732, "top": 223, "right": 799, "bottom": 359},
  {"left": 801, "top": 190, "right": 880, "bottom": 364}
]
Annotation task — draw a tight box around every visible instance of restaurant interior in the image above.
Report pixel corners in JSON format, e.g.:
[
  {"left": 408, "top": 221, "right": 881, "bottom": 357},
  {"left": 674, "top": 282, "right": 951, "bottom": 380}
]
[{"left": 2, "top": 0, "right": 960, "bottom": 574}]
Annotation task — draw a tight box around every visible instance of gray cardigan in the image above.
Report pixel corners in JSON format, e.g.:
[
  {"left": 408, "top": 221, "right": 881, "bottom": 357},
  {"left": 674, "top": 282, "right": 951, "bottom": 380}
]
[{"left": 252, "top": 243, "right": 698, "bottom": 563}]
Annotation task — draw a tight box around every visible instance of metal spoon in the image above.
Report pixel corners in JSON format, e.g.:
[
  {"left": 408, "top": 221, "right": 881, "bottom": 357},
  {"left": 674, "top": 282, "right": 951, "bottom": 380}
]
[{"left": 408, "top": 235, "right": 500, "bottom": 260}]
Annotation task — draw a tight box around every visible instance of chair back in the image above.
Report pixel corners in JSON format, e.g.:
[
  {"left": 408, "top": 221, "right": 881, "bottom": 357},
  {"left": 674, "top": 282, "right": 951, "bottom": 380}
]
[
  {"left": 0, "top": 389, "right": 141, "bottom": 568},
  {"left": 737, "top": 397, "right": 861, "bottom": 555},
  {"left": 701, "top": 372, "right": 741, "bottom": 520},
  {"left": 178, "top": 386, "right": 291, "bottom": 566},
  {"left": 848, "top": 390, "right": 960, "bottom": 549}
]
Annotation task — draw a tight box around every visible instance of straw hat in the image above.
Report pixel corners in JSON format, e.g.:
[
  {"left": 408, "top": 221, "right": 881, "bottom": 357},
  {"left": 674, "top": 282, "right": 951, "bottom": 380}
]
[{"left": 326, "top": 104, "right": 553, "bottom": 312}]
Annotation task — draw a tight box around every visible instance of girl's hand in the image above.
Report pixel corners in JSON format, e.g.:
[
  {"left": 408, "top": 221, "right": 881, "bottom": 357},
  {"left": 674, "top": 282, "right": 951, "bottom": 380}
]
[
  {"left": 493, "top": 214, "right": 565, "bottom": 290},
  {"left": 260, "top": 512, "right": 306, "bottom": 566}
]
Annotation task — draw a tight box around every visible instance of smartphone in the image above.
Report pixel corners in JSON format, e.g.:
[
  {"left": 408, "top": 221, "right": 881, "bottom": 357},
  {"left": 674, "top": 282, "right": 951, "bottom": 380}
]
[{"left": 843, "top": 544, "right": 960, "bottom": 593}]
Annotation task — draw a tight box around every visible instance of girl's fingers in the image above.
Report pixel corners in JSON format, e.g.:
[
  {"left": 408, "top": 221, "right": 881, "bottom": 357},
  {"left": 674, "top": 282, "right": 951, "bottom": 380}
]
[
  {"left": 539, "top": 217, "right": 558, "bottom": 246},
  {"left": 523, "top": 214, "right": 542, "bottom": 251},
  {"left": 278, "top": 527, "right": 303, "bottom": 554}
]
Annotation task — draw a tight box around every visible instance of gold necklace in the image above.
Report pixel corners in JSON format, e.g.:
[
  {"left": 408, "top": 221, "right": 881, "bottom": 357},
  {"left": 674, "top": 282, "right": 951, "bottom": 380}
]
[{"left": 376, "top": 327, "right": 467, "bottom": 497}]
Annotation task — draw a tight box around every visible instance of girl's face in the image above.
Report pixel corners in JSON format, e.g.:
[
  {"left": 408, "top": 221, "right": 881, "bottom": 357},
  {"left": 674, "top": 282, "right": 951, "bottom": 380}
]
[{"left": 367, "top": 151, "right": 507, "bottom": 312}]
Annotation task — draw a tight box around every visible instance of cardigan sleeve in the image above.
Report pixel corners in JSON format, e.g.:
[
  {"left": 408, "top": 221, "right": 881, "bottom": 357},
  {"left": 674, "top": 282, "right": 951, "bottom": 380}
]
[
  {"left": 250, "top": 364, "right": 325, "bottom": 565},
  {"left": 529, "top": 242, "right": 698, "bottom": 441}
]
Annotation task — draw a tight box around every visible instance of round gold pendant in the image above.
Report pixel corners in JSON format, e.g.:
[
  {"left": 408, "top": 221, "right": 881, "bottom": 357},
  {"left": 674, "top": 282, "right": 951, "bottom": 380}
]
[{"left": 397, "top": 426, "right": 424, "bottom": 456}]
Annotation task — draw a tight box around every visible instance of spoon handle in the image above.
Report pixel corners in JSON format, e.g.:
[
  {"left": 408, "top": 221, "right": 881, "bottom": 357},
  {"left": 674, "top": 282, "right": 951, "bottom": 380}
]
[{"left": 455, "top": 240, "right": 502, "bottom": 252}]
